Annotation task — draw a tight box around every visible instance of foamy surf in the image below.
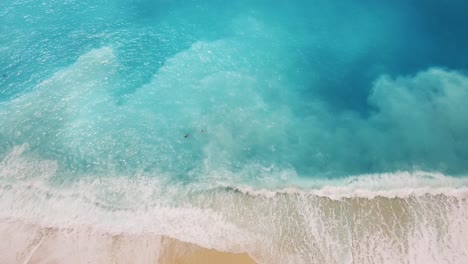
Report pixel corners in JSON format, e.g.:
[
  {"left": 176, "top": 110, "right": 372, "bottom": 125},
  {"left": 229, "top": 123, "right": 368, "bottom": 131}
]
[
  {"left": 0, "top": 219, "right": 257, "bottom": 264},
  {"left": 1, "top": 145, "right": 467, "bottom": 264},
  {"left": 2, "top": 1, "right": 468, "bottom": 263}
]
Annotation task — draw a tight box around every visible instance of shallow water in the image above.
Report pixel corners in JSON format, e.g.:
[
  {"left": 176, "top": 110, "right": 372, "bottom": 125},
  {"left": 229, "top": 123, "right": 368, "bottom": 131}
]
[{"left": 1, "top": 0, "right": 468, "bottom": 263}]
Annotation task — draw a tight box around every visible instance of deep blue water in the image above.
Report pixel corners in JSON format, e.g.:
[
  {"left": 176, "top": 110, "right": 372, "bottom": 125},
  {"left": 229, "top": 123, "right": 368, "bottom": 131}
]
[{"left": 1, "top": 0, "right": 468, "bottom": 184}]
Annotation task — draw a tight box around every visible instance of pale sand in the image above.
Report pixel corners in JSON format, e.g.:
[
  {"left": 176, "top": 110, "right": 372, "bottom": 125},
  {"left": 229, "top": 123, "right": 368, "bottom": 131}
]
[
  {"left": 2, "top": 193, "right": 466, "bottom": 263},
  {"left": 163, "top": 249, "right": 256, "bottom": 264},
  {"left": 159, "top": 238, "right": 256, "bottom": 264},
  {"left": 0, "top": 218, "right": 257, "bottom": 264}
]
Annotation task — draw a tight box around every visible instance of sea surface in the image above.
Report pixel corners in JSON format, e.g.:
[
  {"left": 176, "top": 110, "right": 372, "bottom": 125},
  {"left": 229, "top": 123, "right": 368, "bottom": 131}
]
[{"left": 1, "top": 0, "right": 468, "bottom": 263}]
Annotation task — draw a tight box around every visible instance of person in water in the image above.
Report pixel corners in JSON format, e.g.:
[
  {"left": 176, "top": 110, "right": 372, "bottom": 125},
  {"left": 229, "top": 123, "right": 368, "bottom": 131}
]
[{"left": 185, "top": 130, "right": 204, "bottom": 138}]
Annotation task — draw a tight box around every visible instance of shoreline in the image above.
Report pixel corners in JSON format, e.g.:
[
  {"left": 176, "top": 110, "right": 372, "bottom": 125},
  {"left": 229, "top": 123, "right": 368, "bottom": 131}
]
[
  {"left": 0, "top": 218, "right": 257, "bottom": 264},
  {"left": 0, "top": 189, "right": 468, "bottom": 264},
  {"left": 159, "top": 237, "right": 256, "bottom": 264},
  {"left": 1, "top": 183, "right": 467, "bottom": 263}
]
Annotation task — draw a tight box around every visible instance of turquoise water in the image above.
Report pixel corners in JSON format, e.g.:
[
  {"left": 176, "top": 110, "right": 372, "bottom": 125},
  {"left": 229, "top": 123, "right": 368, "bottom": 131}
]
[
  {"left": 1, "top": 1, "right": 468, "bottom": 262},
  {"left": 1, "top": 0, "right": 468, "bottom": 182}
]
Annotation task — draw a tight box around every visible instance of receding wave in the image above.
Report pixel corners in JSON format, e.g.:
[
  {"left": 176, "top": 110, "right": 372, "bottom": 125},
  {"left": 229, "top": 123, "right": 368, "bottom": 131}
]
[
  {"left": 2, "top": 1, "right": 468, "bottom": 263},
  {"left": 1, "top": 145, "right": 467, "bottom": 264}
]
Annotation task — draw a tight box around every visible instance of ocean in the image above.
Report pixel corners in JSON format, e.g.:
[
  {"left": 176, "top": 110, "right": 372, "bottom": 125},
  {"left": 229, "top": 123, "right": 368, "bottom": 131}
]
[{"left": 1, "top": 0, "right": 468, "bottom": 263}]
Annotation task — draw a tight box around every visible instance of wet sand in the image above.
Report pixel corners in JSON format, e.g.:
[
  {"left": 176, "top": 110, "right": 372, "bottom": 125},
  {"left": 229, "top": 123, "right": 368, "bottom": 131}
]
[
  {"left": 159, "top": 239, "right": 256, "bottom": 264},
  {"left": 2, "top": 191, "right": 467, "bottom": 263},
  {"left": 0, "top": 218, "right": 256, "bottom": 264}
]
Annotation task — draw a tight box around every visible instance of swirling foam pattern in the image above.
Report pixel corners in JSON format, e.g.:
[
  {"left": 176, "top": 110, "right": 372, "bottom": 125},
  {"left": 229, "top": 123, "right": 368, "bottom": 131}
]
[{"left": 1, "top": 0, "right": 468, "bottom": 263}]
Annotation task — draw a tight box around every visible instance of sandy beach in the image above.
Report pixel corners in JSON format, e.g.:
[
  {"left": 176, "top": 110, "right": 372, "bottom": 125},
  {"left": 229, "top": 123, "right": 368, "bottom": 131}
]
[
  {"left": 159, "top": 240, "right": 256, "bottom": 264},
  {"left": 1, "top": 188, "right": 468, "bottom": 263},
  {"left": 0, "top": 219, "right": 256, "bottom": 264}
]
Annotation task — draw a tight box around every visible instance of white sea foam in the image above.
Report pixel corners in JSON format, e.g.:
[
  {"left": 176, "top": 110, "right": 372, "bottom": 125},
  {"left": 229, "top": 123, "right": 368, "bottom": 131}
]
[
  {"left": 226, "top": 171, "right": 468, "bottom": 199},
  {"left": 1, "top": 145, "right": 468, "bottom": 263},
  {"left": 2, "top": 2, "right": 468, "bottom": 263},
  {"left": 0, "top": 145, "right": 258, "bottom": 255}
]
